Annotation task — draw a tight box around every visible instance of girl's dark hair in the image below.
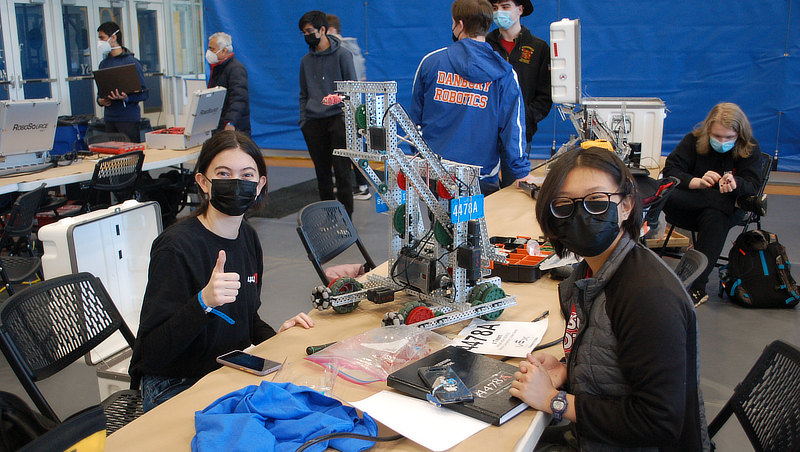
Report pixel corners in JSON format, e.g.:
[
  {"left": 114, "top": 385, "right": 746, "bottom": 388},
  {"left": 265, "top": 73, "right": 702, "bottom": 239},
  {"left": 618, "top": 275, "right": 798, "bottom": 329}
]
[
  {"left": 191, "top": 130, "right": 268, "bottom": 218},
  {"left": 535, "top": 147, "right": 643, "bottom": 257}
]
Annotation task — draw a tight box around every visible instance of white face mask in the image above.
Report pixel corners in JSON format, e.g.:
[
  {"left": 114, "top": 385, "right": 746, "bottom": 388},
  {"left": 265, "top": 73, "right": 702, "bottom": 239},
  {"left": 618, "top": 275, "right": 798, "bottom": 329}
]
[
  {"left": 97, "top": 30, "right": 118, "bottom": 55},
  {"left": 97, "top": 39, "right": 112, "bottom": 55},
  {"left": 205, "top": 48, "right": 222, "bottom": 65}
]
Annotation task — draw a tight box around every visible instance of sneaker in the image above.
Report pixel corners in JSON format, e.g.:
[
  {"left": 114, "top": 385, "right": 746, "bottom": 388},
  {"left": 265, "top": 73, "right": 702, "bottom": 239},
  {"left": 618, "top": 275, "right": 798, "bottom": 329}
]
[
  {"left": 353, "top": 185, "right": 371, "bottom": 200},
  {"left": 691, "top": 288, "right": 709, "bottom": 307}
]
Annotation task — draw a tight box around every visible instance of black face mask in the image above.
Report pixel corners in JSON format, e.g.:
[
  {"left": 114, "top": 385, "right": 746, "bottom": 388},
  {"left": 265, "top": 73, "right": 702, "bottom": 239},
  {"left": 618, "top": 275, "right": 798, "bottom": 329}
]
[
  {"left": 209, "top": 178, "right": 258, "bottom": 216},
  {"left": 452, "top": 25, "right": 460, "bottom": 42},
  {"left": 305, "top": 33, "right": 321, "bottom": 48},
  {"left": 553, "top": 201, "right": 621, "bottom": 257}
]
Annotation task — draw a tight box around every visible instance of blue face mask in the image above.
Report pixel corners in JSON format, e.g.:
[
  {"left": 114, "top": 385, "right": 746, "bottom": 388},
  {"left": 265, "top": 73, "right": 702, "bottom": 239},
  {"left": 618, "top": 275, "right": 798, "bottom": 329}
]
[
  {"left": 710, "top": 137, "right": 735, "bottom": 153},
  {"left": 493, "top": 10, "right": 515, "bottom": 29}
]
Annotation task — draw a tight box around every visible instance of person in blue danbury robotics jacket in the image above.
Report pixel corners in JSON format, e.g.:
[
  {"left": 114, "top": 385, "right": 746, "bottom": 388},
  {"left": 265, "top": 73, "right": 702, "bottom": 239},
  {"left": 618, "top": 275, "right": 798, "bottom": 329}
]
[{"left": 410, "top": 0, "right": 535, "bottom": 195}]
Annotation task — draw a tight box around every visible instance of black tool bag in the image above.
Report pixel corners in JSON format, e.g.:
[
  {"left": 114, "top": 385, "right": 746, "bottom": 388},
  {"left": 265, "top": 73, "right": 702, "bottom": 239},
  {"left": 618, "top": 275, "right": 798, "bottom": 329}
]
[
  {"left": 719, "top": 230, "right": 799, "bottom": 308},
  {"left": 0, "top": 391, "right": 106, "bottom": 452},
  {"left": 0, "top": 392, "right": 52, "bottom": 452}
]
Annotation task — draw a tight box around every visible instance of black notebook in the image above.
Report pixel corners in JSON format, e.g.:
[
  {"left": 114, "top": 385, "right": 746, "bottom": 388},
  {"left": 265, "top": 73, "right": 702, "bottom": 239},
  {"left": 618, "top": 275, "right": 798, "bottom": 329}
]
[{"left": 387, "top": 346, "right": 529, "bottom": 425}]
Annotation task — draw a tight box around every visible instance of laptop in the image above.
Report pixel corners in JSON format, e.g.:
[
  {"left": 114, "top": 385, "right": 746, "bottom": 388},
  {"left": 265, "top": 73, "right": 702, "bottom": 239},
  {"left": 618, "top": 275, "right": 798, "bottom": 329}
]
[{"left": 93, "top": 64, "right": 143, "bottom": 98}]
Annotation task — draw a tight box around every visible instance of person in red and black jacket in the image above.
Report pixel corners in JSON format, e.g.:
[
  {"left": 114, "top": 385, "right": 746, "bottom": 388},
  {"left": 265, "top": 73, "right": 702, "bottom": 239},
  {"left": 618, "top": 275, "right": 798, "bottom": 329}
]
[{"left": 486, "top": 0, "right": 551, "bottom": 188}]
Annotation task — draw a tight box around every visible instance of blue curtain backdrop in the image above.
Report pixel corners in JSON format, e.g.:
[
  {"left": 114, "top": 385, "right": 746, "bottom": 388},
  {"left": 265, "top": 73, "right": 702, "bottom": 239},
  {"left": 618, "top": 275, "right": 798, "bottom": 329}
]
[{"left": 203, "top": 0, "right": 799, "bottom": 171}]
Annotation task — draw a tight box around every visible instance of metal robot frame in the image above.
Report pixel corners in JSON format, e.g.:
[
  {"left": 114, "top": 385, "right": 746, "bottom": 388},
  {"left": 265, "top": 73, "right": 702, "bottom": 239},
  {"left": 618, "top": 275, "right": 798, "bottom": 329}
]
[{"left": 310, "top": 80, "right": 516, "bottom": 330}]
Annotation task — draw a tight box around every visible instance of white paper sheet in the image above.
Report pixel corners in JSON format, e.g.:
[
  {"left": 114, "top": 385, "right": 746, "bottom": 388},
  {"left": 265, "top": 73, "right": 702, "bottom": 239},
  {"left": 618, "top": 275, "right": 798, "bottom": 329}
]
[
  {"left": 352, "top": 391, "right": 490, "bottom": 451},
  {"left": 451, "top": 318, "right": 549, "bottom": 357}
]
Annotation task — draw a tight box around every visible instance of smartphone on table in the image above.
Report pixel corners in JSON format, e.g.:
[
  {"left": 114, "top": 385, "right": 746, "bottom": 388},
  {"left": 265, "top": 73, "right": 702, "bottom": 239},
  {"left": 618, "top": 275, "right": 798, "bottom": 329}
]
[{"left": 216, "top": 350, "right": 282, "bottom": 376}]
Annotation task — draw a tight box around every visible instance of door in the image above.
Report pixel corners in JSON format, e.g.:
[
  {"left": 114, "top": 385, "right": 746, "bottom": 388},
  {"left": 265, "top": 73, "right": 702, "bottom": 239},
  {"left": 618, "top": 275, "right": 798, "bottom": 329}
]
[
  {"left": 165, "top": 0, "right": 204, "bottom": 126},
  {"left": 134, "top": 2, "right": 163, "bottom": 114},
  {"left": 61, "top": 1, "right": 94, "bottom": 115},
  {"left": 0, "top": 1, "right": 59, "bottom": 100},
  {"left": 0, "top": 8, "right": 11, "bottom": 100}
]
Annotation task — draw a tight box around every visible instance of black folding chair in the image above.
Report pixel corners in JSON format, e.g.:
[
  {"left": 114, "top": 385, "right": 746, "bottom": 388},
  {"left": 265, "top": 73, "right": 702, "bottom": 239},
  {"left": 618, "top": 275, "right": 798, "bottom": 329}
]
[
  {"left": 737, "top": 152, "right": 772, "bottom": 234},
  {"left": 296, "top": 200, "right": 376, "bottom": 285},
  {"left": 0, "top": 185, "right": 47, "bottom": 296},
  {"left": 673, "top": 249, "right": 708, "bottom": 290},
  {"left": 0, "top": 273, "right": 142, "bottom": 434},
  {"left": 708, "top": 340, "right": 800, "bottom": 452},
  {"left": 79, "top": 150, "right": 144, "bottom": 214},
  {"left": 636, "top": 175, "right": 679, "bottom": 246}
]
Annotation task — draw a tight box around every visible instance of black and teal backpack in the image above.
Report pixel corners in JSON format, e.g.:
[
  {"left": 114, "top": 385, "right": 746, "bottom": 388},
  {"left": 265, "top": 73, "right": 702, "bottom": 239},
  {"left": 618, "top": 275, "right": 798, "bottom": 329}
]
[{"left": 720, "top": 230, "right": 799, "bottom": 308}]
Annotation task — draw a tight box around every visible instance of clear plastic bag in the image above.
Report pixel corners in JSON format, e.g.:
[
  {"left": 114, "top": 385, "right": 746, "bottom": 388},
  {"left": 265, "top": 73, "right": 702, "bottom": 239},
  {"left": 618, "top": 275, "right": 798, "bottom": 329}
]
[{"left": 305, "top": 325, "right": 451, "bottom": 384}]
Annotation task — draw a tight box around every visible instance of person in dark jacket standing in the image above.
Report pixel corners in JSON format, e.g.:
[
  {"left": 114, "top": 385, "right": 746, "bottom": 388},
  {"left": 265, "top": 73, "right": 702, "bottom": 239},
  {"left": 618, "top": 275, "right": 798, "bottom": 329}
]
[
  {"left": 662, "top": 102, "right": 763, "bottom": 306},
  {"left": 207, "top": 32, "right": 251, "bottom": 135},
  {"left": 298, "top": 11, "right": 356, "bottom": 217},
  {"left": 486, "top": 0, "right": 551, "bottom": 188},
  {"left": 96, "top": 22, "right": 148, "bottom": 142}
]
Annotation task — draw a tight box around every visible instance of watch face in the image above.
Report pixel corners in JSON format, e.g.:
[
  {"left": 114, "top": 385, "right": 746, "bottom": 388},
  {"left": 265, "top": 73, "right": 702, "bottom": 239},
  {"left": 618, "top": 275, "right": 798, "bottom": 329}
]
[{"left": 552, "top": 399, "right": 566, "bottom": 411}]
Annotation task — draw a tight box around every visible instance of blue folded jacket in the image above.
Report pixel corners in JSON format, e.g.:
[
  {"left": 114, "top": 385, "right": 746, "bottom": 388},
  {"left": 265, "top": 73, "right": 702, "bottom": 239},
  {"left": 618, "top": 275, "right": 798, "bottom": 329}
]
[{"left": 192, "top": 381, "right": 377, "bottom": 452}]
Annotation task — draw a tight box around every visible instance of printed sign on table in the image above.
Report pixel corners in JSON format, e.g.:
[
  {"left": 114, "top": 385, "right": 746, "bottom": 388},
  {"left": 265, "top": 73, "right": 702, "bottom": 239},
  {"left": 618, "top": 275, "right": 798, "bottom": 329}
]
[{"left": 452, "top": 318, "right": 548, "bottom": 357}]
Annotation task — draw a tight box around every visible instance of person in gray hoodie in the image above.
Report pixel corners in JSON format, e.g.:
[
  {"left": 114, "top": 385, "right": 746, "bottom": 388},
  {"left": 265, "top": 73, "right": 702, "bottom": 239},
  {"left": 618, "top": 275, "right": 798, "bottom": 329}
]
[
  {"left": 325, "top": 14, "right": 371, "bottom": 201},
  {"left": 298, "top": 11, "right": 357, "bottom": 216}
]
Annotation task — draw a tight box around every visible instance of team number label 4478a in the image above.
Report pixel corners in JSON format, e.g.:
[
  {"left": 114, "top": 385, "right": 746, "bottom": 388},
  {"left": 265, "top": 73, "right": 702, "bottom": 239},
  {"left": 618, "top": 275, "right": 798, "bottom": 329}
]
[{"left": 450, "top": 194, "right": 484, "bottom": 223}]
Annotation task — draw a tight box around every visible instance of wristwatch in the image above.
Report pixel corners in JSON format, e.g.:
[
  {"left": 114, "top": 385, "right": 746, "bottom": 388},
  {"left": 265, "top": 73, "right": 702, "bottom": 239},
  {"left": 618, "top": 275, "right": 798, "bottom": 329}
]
[{"left": 550, "top": 390, "right": 568, "bottom": 422}]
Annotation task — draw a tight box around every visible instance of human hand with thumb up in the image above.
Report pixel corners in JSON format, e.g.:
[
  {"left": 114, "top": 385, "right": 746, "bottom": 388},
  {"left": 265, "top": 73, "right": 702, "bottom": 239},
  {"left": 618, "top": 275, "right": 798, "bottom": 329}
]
[{"left": 201, "top": 250, "right": 241, "bottom": 308}]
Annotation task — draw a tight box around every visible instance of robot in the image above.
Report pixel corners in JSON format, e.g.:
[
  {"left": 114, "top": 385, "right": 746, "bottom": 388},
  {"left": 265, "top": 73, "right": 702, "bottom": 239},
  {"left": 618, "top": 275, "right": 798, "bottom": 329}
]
[{"left": 310, "top": 81, "right": 516, "bottom": 330}]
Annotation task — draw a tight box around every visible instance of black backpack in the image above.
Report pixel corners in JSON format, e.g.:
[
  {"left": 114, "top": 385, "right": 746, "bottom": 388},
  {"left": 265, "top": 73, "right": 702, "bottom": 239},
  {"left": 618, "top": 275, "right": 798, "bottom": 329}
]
[
  {"left": 0, "top": 391, "right": 106, "bottom": 452},
  {"left": 719, "top": 230, "right": 799, "bottom": 308},
  {"left": 0, "top": 392, "right": 52, "bottom": 452}
]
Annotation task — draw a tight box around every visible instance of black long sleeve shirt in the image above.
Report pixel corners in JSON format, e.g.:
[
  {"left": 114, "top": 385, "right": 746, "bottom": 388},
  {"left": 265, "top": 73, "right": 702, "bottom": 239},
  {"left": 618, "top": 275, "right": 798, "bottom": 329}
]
[
  {"left": 662, "top": 133, "right": 762, "bottom": 215},
  {"left": 129, "top": 217, "right": 275, "bottom": 388}
]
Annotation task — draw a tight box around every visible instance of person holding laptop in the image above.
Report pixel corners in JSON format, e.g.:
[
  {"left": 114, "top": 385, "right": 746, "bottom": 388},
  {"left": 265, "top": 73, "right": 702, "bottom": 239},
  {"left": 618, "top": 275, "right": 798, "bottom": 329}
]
[{"left": 96, "top": 22, "right": 148, "bottom": 142}]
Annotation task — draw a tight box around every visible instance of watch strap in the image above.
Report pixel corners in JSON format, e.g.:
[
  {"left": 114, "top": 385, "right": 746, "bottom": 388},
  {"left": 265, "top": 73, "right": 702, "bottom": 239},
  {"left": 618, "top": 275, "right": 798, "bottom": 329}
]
[{"left": 550, "top": 390, "right": 568, "bottom": 422}]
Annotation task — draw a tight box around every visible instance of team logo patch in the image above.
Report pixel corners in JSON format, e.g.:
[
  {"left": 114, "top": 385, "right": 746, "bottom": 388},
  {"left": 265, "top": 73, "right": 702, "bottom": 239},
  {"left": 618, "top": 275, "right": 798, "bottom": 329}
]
[
  {"left": 519, "top": 46, "right": 534, "bottom": 64},
  {"left": 247, "top": 273, "right": 257, "bottom": 284}
]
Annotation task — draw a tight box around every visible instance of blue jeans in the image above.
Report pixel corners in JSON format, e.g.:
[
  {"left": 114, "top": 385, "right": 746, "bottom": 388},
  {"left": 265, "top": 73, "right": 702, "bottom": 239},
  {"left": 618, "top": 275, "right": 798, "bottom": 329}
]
[{"left": 141, "top": 374, "right": 199, "bottom": 412}]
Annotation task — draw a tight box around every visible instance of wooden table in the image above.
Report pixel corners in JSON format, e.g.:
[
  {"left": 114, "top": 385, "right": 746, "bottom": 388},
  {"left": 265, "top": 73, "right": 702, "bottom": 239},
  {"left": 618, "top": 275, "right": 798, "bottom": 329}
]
[
  {"left": 0, "top": 147, "right": 201, "bottom": 195},
  {"left": 104, "top": 186, "right": 565, "bottom": 452}
]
